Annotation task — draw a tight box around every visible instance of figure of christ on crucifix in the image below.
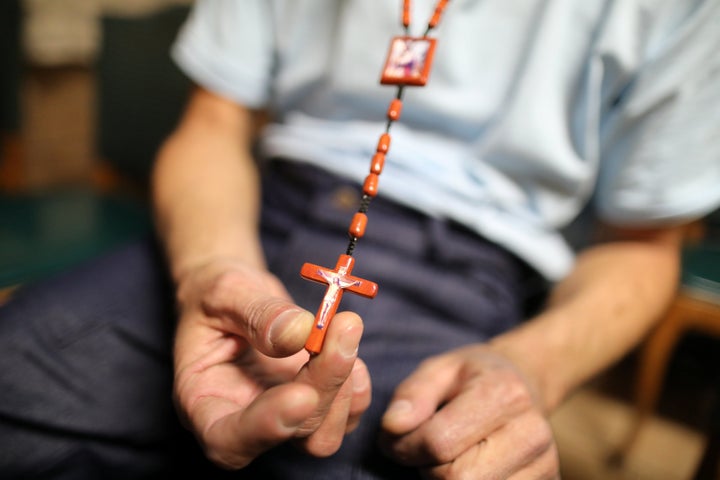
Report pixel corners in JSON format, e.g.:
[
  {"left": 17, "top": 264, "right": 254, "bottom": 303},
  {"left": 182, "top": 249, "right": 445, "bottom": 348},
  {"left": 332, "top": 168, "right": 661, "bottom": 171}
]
[{"left": 300, "top": 254, "right": 378, "bottom": 354}]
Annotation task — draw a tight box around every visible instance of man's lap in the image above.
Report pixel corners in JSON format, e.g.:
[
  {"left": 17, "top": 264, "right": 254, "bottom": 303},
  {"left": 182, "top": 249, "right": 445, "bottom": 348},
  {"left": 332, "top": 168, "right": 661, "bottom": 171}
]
[
  {"left": 0, "top": 239, "right": 188, "bottom": 478},
  {"left": 0, "top": 162, "right": 541, "bottom": 479},
  {"left": 246, "top": 161, "right": 534, "bottom": 478}
]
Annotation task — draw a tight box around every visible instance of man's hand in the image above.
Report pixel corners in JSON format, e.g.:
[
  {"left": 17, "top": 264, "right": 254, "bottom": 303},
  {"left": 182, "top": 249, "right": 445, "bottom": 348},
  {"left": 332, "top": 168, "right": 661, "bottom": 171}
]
[
  {"left": 172, "top": 259, "right": 372, "bottom": 469},
  {"left": 380, "top": 345, "right": 559, "bottom": 480}
]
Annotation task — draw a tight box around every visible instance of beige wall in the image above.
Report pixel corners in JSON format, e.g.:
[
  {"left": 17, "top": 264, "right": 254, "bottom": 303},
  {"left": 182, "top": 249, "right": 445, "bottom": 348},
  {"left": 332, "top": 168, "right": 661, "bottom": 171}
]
[
  {"left": 13, "top": 1, "right": 193, "bottom": 190},
  {"left": 23, "top": 0, "right": 193, "bottom": 66}
]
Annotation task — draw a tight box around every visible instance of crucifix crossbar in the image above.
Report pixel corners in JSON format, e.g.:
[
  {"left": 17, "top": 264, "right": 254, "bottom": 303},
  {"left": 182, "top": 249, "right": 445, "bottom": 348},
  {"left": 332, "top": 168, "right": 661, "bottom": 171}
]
[{"left": 300, "top": 254, "right": 378, "bottom": 354}]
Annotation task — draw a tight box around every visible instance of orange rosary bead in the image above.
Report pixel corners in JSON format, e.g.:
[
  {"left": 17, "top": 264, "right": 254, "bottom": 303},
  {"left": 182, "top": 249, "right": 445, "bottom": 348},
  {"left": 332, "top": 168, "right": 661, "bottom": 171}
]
[
  {"left": 387, "top": 99, "right": 403, "bottom": 121},
  {"left": 376, "top": 133, "right": 391, "bottom": 153},
  {"left": 363, "top": 173, "right": 379, "bottom": 197},
  {"left": 428, "top": 0, "right": 450, "bottom": 29},
  {"left": 300, "top": 0, "right": 452, "bottom": 354},
  {"left": 348, "top": 212, "right": 368, "bottom": 238},
  {"left": 402, "top": 0, "right": 412, "bottom": 28},
  {"left": 371, "top": 152, "right": 386, "bottom": 175}
]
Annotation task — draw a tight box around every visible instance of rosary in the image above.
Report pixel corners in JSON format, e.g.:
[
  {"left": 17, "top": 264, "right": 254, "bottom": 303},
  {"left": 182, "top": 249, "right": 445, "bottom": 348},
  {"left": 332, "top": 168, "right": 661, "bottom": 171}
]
[{"left": 300, "top": 0, "right": 450, "bottom": 354}]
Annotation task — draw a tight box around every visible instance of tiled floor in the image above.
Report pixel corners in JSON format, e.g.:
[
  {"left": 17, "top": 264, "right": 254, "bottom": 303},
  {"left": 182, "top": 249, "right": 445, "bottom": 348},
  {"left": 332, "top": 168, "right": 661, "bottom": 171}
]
[
  {"left": 553, "top": 387, "right": 705, "bottom": 480},
  {"left": 554, "top": 341, "right": 720, "bottom": 479}
]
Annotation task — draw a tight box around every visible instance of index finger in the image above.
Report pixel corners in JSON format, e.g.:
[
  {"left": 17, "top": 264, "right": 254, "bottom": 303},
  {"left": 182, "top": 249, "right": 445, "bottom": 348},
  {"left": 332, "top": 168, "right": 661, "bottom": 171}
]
[
  {"left": 193, "top": 383, "right": 320, "bottom": 470},
  {"left": 382, "top": 361, "right": 536, "bottom": 466},
  {"left": 382, "top": 355, "right": 463, "bottom": 435},
  {"left": 293, "top": 311, "right": 364, "bottom": 455}
]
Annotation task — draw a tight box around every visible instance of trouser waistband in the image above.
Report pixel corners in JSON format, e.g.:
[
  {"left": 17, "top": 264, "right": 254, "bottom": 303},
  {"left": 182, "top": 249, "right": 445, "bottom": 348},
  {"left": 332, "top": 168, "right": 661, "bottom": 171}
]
[
  {"left": 260, "top": 159, "right": 548, "bottom": 317},
  {"left": 262, "top": 159, "right": 502, "bottom": 262}
]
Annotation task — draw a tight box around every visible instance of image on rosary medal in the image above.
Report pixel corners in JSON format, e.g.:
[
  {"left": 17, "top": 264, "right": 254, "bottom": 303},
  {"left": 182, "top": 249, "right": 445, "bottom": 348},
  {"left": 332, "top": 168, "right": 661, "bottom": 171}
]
[{"left": 380, "top": 36, "right": 437, "bottom": 86}]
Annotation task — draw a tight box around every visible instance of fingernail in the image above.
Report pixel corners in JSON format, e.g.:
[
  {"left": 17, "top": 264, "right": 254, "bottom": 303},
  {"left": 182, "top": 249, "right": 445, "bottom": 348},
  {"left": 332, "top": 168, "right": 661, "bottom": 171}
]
[
  {"left": 384, "top": 399, "right": 412, "bottom": 421},
  {"left": 269, "top": 309, "right": 314, "bottom": 350},
  {"left": 338, "top": 326, "right": 360, "bottom": 358},
  {"left": 280, "top": 410, "right": 307, "bottom": 430},
  {"left": 351, "top": 363, "right": 370, "bottom": 393}
]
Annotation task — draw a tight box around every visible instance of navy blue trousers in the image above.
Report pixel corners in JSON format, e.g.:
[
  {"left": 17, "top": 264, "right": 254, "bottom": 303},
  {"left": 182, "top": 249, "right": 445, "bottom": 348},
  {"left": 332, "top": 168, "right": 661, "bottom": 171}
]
[{"left": 0, "top": 161, "right": 546, "bottom": 479}]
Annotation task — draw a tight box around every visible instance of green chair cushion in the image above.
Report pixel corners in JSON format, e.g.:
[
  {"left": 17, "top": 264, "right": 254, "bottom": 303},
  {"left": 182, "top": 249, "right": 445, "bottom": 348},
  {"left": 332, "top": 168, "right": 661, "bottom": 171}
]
[
  {"left": 0, "top": 189, "right": 151, "bottom": 288},
  {"left": 681, "top": 244, "right": 720, "bottom": 301}
]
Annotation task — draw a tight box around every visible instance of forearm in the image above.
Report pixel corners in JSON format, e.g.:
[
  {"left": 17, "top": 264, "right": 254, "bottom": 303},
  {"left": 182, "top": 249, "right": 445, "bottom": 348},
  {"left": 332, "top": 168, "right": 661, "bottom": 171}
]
[
  {"left": 490, "top": 226, "right": 684, "bottom": 412},
  {"left": 152, "top": 88, "right": 265, "bottom": 283}
]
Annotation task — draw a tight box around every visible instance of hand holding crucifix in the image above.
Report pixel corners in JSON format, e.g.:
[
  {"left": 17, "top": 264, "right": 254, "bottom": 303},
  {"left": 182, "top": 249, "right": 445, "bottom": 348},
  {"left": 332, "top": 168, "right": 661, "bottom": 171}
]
[{"left": 300, "top": 254, "right": 378, "bottom": 354}]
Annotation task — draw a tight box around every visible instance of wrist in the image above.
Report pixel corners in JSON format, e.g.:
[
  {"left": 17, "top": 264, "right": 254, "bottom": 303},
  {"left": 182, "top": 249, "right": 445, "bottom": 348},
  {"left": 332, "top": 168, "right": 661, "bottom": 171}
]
[
  {"left": 173, "top": 250, "right": 265, "bottom": 286},
  {"left": 165, "top": 229, "right": 267, "bottom": 286},
  {"left": 487, "top": 319, "right": 569, "bottom": 414}
]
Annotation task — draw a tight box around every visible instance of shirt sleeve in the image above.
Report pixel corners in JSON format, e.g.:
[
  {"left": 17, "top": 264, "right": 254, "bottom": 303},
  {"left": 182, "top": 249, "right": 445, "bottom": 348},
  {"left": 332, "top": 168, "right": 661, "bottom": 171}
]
[
  {"left": 170, "top": 0, "right": 275, "bottom": 108},
  {"left": 596, "top": 0, "right": 720, "bottom": 227}
]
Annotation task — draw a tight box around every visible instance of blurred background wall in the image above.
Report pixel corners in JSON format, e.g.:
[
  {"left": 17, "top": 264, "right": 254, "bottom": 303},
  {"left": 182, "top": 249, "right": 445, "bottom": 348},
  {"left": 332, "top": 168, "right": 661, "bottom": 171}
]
[
  {"left": 4, "top": 0, "right": 193, "bottom": 190},
  {"left": 0, "top": 0, "right": 192, "bottom": 289}
]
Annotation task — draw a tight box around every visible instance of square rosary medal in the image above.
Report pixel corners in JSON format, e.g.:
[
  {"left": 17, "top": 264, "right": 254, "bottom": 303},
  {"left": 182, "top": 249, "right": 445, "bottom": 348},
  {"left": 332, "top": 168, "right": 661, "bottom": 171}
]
[{"left": 380, "top": 36, "right": 437, "bottom": 86}]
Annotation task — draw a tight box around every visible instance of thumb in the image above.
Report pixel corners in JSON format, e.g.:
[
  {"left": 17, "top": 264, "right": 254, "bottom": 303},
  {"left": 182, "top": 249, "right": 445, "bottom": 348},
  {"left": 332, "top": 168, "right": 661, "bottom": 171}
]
[
  {"left": 203, "top": 277, "right": 315, "bottom": 357},
  {"left": 263, "top": 302, "right": 316, "bottom": 357},
  {"left": 382, "top": 357, "right": 462, "bottom": 434}
]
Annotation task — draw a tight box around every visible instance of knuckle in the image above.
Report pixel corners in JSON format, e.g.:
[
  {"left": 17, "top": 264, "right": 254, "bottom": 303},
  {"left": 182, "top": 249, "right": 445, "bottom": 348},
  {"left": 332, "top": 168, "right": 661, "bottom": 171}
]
[
  {"left": 396, "top": 356, "right": 447, "bottom": 395},
  {"left": 241, "top": 297, "right": 277, "bottom": 338},
  {"left": 496, "top": 372, "right": 534, "bottom": 410},
  {"left": 211, "top": 269, "right": 246, "bottom": 296},
  {"left": 345, "top": 415, "right": 361, "bottom": 434},
  {"left": 205, "top": 446, "right": 250, "bottom": 470},
  {"left": 295, "top": 416, "right": 323, "bottom": 439},
  {"left": 307, "top": 360, "right": 354, "bottom": 395},
  {"left": 203, "top": 270, "right": 246, "bottom": 313},
  {"left": 519, "top": 413, "right": 555, "bottom": 461},
  {"left": 207, "top": 271, "right": 289, "bottom": 337},
  {"left": 348, "top": 398, "right": 371, "bottom": 421},
  {"left": 351, "top": 362, "right": 371, "bottom": 396},
  {"left": 297, "top": 433, "right": 344, "bottom": 458},
  {"left": 533, "top": 444, "right": 562, "bottom": 480},
  {"left": 349, "top": 391, "right": 371, "bottom": 417},
  {"left": 425, "top": 464, "right": 471, "bottom": 480},
  {"left": 417, "top": 354, "right": 452, "bottom": 373},
  {"left": 422, "top": 467, "right": 446, "bottom": 480},
  {"left": 446, "top": 466, "right": 475, "bottom": 480},
  {"left": 332, "top": 376, "right": 356, "bottom": 404},
  {"left": 423, "top": 424, "right": 458, "bottom": 464},
  {"left": 327, "top": 359, "right": 355, "bottom": 384},
  {"left": 175, "top": 281, "right": 193, "bottom": 307},
  {"left": 316, "top": 357, "right": 359, "bottom": 393}
]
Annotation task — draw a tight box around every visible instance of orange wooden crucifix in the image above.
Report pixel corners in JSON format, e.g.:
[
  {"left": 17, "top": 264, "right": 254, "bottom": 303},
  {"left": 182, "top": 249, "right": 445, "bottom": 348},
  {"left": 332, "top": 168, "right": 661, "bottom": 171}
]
[{"left": 300, "top": 254, "right": 378, "bottom": 354}]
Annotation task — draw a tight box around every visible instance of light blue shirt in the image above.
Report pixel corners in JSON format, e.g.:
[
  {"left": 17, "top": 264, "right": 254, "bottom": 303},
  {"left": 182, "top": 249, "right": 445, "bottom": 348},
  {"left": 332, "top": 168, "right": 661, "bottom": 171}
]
[{"left": 172, "top": 0, "right": 720, "bottom": 280}]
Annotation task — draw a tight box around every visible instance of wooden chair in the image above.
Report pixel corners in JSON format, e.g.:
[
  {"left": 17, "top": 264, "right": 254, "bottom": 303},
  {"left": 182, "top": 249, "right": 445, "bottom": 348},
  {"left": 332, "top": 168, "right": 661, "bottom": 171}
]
[
  {"left": 611, "top": 216, "right": 720, "bottom": 477},
  {"left": 0, "top": 0, "right": 22, "bottom": 191}
]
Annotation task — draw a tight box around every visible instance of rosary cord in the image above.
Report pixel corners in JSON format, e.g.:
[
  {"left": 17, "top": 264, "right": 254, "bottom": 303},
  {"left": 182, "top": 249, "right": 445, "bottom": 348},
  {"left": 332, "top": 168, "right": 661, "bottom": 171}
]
[
  {"left": 346, "top": 83, "right": 404, "bottom": 257},
  {"left": 301, "top": 0, "right": 450, "bottom": 354},
  {"left": 344, "top": 0, "right": 449, "bottom": 257}
]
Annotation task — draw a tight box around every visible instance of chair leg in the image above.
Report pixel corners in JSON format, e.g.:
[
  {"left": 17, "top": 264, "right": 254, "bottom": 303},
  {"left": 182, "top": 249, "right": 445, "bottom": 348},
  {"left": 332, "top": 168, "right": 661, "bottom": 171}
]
[
  {"left": 608, "top": 302, "right": 684, "bottom": 466},
  {"left": 693, "top": 387, "right": 720, "bottom": 480},
  {"left": 693, "top": 432, "right": 720, "bottom": 480},
  {"left": 0, "top": 132, "right": 25, "bottom": 191}
]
